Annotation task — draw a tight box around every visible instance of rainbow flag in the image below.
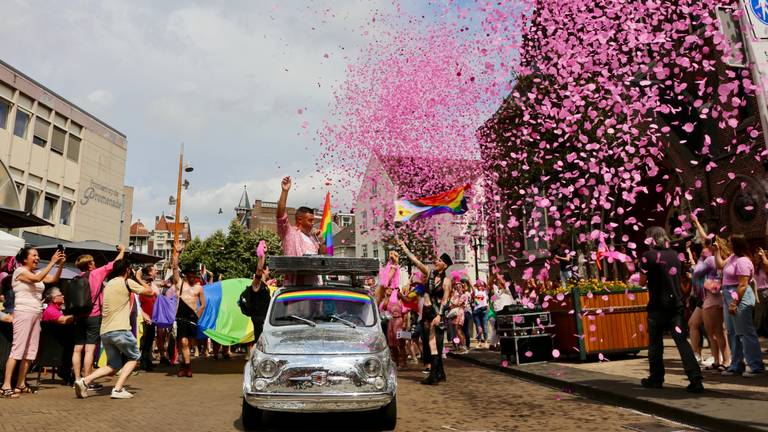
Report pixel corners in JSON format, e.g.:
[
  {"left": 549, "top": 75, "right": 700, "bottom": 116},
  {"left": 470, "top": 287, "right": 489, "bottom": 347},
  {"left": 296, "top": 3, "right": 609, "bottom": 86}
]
[
  {"left": 394, "top": 184, "right": 469, "bottom": 222},
  {"left": 276, "top": 289, "right": 372, "bottom": 303},
  {"left": 198, "top": 278, "right": 256, "bottom": 345},
  {"left": 320, "top": 192, "right": 333, "bottom": 256}
]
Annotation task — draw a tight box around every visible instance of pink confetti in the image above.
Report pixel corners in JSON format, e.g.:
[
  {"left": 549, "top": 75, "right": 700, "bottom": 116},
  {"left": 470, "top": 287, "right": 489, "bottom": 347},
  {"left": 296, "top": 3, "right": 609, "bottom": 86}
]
[
  {"left": 525, "top": 351, "right": 533, "bottom": 358},
  {"left": 501, "top": 360, "right": 509, "bottom": 368},
  {"left": 552, "top": 349, "right": 561, "bottom": 359}
]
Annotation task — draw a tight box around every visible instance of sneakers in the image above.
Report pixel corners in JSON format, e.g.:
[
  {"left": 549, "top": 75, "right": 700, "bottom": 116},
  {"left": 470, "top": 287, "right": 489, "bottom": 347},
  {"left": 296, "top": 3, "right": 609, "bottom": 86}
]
[
  {"left": 87, "top": 383, "right": 103, "bottom": 390},
  {"left": 74, "top": 378, "right": 88, "bottom": 399},
  {"left": 742, "top": 370, "right": 765, "bottom": 378},
  {"left": 110, "top": 388, "right": 134, "bottom": 399}
]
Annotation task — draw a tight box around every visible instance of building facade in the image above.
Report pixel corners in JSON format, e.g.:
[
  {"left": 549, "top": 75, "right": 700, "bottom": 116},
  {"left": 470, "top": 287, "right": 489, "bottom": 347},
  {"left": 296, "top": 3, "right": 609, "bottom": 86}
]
[
  {"left": 128, "top": 219, "right": 150, "bottom": 254},
  {"left": 355, "top": 155, "right": 488, "bottom": 281},
  {"left": 0, "top": 59, "right": 132, "bottom": 245},
  {"left": 147, "top": 214, "right": 191, "bottom": 266}
]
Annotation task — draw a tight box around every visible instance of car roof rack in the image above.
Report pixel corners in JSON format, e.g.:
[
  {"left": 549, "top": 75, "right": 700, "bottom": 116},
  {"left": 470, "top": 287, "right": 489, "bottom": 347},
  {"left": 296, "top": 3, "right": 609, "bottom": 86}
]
[{"left": 267, "top": 256, "right": 379, "bottom": 277}]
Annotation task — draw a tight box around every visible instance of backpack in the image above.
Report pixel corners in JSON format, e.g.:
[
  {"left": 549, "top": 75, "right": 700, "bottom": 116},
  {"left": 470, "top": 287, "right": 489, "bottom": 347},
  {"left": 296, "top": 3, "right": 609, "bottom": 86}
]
[
  {"left": 238, "top": 287, "right": 256, "bottom": 317},
  {"left": 62, "top": 272, "right": 93, "bottom": 316}
]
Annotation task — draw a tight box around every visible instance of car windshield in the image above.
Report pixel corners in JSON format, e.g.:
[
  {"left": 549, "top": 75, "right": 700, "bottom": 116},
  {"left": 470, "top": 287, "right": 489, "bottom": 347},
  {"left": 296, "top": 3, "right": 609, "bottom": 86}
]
[{"left": 270, "top": 289, "right": 376, "bottom": 327}]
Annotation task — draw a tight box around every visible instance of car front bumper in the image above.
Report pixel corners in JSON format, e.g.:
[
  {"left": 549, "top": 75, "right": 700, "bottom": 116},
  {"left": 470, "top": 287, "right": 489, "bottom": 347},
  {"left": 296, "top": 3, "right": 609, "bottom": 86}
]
[{"left": 244, "top": 391, "right": 393, "bottom": 413}]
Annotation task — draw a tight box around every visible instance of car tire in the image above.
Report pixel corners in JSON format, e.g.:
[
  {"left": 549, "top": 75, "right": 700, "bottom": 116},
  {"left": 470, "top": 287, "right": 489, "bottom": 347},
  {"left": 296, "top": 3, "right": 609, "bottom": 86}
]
[
  {"left": 377, "top": 395, "right": 397, "bottom": 431},
  {"left": 242, "top": 398, "right": 264, "bottom": 431}
]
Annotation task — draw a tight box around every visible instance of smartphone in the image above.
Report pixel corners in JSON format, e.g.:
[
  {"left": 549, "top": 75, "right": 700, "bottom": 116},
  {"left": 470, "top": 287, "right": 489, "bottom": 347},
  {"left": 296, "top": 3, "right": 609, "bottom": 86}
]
[{"left": 57, "top": 244, "right": 65, "bottom": 253}]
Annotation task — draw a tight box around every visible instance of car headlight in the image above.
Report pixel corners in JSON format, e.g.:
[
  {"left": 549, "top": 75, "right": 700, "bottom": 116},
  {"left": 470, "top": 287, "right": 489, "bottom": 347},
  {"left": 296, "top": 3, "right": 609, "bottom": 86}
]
[
  {"left": 362, "top": 357, "right": 382, "bottom": 377},
  {"left": 259, "top": 359, "right": 278, "bottom": 378}
]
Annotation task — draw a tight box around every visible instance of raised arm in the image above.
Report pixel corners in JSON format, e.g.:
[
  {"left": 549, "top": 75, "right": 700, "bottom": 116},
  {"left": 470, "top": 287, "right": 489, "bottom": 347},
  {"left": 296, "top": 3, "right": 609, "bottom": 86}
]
[
  {"left": 712, "top": 242, "right": 725, "bottom": 270},
  {"left": 115, "top": 244, "right": 126, "bottom": 261},
  {"left": 18, "top": 250, "right": 63, "bottom": 284},
  {"left": 691, "top": 213, "right": 708, "bottom": 242},
  {"left": 277, "top": 176, "right": 291, "bottom": 220},
  {"left": 396, "top": 238, "right": 429, "bottom": 277},
  {"left": 43, "top": 250, "right": 66, "bottom": 284}
]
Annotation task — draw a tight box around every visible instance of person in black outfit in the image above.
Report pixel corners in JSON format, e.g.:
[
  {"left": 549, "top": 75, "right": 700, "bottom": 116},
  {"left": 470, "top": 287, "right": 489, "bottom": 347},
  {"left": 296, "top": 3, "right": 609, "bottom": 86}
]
[
  {"left": 238, "top": 251, "right": 271, "bottom": 344},
  {"left": 639, "top": 226, "right": 703, "bottom": 393},
  {"left": 396, "top": 238, "right": 453, "bottom": 386}
]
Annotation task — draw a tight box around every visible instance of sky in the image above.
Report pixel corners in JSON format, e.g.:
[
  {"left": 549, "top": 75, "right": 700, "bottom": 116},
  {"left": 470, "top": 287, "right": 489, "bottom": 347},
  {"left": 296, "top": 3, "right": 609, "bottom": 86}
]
[{"left": 0, "top": 0, "right": 432, "bottom": 237}]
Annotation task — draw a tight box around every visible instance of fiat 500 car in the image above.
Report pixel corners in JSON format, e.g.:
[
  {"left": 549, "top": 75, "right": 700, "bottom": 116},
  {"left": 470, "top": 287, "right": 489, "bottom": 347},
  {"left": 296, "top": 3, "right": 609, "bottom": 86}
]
[{"left": 242, "top": 258, "right": 396, "bottom": 431}]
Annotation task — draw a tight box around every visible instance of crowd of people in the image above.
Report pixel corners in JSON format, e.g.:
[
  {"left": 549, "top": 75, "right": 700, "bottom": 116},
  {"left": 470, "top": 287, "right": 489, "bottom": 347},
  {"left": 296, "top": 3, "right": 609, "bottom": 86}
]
[{"left": 3, "top": 176, "right": 765, "bottom": 402}]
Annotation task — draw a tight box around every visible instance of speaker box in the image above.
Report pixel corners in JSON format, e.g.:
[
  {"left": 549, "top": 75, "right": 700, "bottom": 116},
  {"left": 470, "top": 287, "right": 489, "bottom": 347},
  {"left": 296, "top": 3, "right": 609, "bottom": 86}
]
[{"left": 500, "top": 334, "right": 553, "bottom": 365}]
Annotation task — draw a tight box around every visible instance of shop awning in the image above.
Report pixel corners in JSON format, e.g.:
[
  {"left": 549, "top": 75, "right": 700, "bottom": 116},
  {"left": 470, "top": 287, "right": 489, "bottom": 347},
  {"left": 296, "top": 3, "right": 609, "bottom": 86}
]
[
  {"left": 35, "top": 240, "right": 162, "bottom": 266},
  {"left": 0, "top": 205, "right": 53, "bottom": 229},
  {"left": 0, "top": 230, "right": 24, "bottom": 257}
]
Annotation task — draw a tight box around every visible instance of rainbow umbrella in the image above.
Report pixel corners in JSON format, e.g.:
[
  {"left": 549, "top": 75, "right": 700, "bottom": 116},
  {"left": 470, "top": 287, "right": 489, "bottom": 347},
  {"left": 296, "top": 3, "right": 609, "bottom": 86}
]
[{"left": 198, "top": 278, "right": 254, "bottom": 346}]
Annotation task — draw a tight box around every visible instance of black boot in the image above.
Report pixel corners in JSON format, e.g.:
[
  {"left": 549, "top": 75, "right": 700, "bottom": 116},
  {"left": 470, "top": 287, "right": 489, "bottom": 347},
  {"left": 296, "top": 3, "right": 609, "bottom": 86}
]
[
  {"left": 420, "top": 358, "right": 440, "bottom": 385},
  {"left": 436, "top": 358, "right": 446, "bottom": 382}
]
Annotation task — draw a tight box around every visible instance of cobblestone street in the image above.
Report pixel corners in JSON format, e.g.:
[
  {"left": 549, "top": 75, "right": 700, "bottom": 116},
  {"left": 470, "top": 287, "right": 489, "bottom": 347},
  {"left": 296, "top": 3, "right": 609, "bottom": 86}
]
[{"left": 0, "top": 356, "right": 696, "bottom": 432}]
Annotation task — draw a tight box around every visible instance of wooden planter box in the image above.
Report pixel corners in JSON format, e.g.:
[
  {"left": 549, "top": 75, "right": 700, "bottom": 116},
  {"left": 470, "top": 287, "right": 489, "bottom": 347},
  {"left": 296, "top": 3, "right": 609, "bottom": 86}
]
[{"left": 547, "top": 288, "right": 649, "bottom": 361}]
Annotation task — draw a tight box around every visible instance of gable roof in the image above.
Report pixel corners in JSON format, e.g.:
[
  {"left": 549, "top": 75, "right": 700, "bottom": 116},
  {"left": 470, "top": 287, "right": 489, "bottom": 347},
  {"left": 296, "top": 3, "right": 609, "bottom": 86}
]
[{"left": 333, "top": 225, "right": 356, "bottom": 246}]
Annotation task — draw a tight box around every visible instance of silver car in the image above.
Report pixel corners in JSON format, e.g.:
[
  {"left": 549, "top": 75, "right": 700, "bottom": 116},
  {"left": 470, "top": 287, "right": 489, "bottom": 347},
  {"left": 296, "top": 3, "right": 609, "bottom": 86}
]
[{"left": 242, "top": 280, "right": 397, "bottom": 431}]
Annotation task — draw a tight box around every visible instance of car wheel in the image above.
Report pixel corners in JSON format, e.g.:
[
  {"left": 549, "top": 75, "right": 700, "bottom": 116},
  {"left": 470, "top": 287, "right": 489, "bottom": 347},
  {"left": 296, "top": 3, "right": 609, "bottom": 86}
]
[
  {"left": 377, "top": 395, "right": 397, "bottom": 431},
  {"left": 242, "top": 398, "right": 264, "bottom": 431}
]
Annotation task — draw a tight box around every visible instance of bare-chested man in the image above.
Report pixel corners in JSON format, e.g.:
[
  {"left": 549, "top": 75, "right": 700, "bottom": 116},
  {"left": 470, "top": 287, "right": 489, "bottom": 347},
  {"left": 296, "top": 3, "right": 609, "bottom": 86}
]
[{"left": 174, "top": 263, "right": 205, "bottom": 377}]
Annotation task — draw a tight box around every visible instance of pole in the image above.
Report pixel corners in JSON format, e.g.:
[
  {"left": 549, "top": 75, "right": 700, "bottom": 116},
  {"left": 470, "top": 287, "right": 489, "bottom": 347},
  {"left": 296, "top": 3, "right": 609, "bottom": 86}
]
[
  {"left": 172, "top": 143, "right": 184, "bottom": 267},
  {"left": 473, "top": 239, "right": 479, "bottom": 281}
]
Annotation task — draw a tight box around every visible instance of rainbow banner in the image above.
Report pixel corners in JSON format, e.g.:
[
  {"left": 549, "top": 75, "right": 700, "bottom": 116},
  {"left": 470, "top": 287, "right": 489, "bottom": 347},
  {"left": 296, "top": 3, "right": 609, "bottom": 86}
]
[
  {"left": 198, "top": 278, "right": 255, "bottom": 345},
  {"left": 394, "top": 184, "right": 469, "bottom": 222},
  {"left": 276, "top": 289, "right": 371, "bottom": 304},
  {"left": 320, "top": 192, "right": 333, "bottom": 256}
]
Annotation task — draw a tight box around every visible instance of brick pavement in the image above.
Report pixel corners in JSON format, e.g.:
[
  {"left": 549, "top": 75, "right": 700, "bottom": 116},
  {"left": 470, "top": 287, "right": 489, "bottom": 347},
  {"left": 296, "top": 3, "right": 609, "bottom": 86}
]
[
  {"left": 0, "top": 355, "right": 697, "bottom": 431},
  {"left": 450, "top": 338, "right": 768, "bottom": 432}
]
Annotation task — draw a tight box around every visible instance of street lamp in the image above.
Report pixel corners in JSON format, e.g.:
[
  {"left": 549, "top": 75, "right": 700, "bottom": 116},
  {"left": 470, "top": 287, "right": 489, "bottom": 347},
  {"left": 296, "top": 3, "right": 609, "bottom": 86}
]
[
  {"left": 172, "top": 143, "right": 193, "bottom": 266},
  {"left": 467, "top": 222, "right": 486, "bottom": 281}
]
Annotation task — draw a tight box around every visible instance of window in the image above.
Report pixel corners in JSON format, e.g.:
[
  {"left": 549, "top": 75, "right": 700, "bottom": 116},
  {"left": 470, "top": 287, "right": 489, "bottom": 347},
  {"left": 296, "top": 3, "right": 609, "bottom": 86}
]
[
  {"left": 51, "top": 126, "right": 66, "bottom": 154},
  {"left": 0, "top": 98, "right": 9, "bottom": 130},
  {"left": 360, "top": 210, "right": 367, "bottom": 230},
  {"left": 361, "top": 244, "right": 368, "bottom": 258},
  {"left": 371, "top": 182, "right": 377, "bottom": 196},
  {"left": 373, "top": 241, "right": 379, "bottom": 259},
  {"left": 372, "top": 211, "right": 378, "bottom": 227},
  {"left": 453, "top": 236, "right": 467, "bottom": 262},
  {"left": 67, "top": 135, "right": 81, "bottom": 162},
  {"left": 522, "top": 204, "right": 549, "bottom": 251},
  {"left": 60, "top": 199, "right": 73, "bottom": 225},
  {"left": 43, "top": 194, "right": 58, "bottom": 221},
  {"left": 32, "top": 118, "right": 50, "bottom": 147},
  {"left": 24, "top": 188, "right": 40, "bottom": 213},
  {"left": 13, "top": 109, "right": 30, "bottom": 139}
]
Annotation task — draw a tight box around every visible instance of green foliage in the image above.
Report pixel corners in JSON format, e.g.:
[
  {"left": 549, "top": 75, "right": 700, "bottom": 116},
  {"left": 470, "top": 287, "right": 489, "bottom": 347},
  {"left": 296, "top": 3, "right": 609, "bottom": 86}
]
[
  {"left": 381, "top": 220, "right": 436, "bottom": 274},
  {"left": 179, "top": 220, "right": 282, "bottom": 279}
]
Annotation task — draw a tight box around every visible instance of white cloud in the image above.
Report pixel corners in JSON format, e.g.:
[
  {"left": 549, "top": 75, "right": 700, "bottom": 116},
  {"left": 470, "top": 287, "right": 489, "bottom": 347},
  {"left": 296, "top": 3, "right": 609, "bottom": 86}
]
[
  {"left": 0, "top": 0, "right": 393, "bottom": 237},
  {"left": 86, "top": 89, "right": 114, "bottom": 107}
]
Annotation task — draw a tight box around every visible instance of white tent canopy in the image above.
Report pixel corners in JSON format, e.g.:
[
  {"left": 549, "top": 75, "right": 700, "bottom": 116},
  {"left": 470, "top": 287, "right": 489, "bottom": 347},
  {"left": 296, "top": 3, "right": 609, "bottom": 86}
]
[{"left": 0, "top": 230, "right": 24, "bottom": 257}]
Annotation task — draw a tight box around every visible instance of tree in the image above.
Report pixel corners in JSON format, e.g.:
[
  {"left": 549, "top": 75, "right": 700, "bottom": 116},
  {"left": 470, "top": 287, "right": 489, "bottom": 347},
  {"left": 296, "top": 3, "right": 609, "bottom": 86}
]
[{"left": 179, "top": 221, "right": 282, "bottom": 280}]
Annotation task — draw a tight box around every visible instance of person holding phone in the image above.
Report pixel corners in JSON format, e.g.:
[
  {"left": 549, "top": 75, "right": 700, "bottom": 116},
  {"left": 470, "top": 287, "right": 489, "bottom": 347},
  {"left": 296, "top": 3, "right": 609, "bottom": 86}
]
[
  {"left": 714, "top": 234, "right": 765, "bottom": 377},
  {"left": 2, "top": 247, "right": 65, "bottom": 398}
]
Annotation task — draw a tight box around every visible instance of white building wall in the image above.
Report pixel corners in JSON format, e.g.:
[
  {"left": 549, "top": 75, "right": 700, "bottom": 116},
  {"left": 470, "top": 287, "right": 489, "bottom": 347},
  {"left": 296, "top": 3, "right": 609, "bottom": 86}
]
[{"left": 354, "top": 155, "right": 489, "bottom": 283}]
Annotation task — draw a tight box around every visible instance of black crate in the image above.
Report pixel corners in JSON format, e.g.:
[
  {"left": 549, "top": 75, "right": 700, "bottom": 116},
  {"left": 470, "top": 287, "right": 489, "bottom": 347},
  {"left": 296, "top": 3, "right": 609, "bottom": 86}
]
[{"left": 500, "top": 334, "right": 553, "bottom": 365}]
